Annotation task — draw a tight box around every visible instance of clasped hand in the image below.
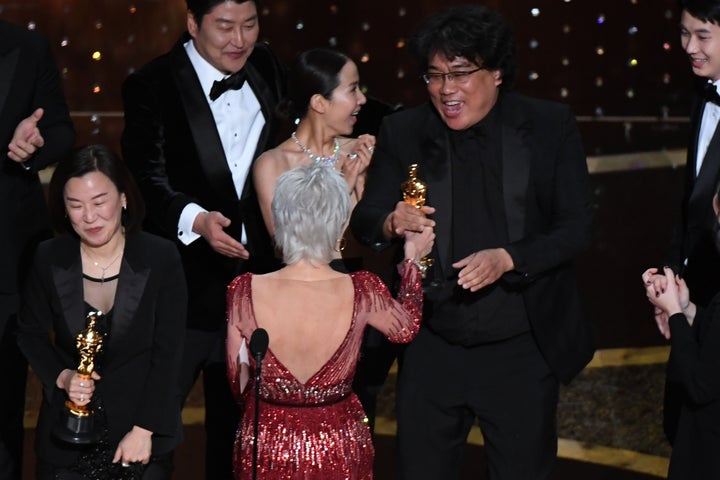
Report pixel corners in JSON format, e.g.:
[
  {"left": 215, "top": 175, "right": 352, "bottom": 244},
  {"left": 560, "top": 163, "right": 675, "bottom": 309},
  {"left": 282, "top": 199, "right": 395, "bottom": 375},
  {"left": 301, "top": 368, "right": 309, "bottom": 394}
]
[{"left": 641, "top": 267, "right": 691, "bottom": 339}]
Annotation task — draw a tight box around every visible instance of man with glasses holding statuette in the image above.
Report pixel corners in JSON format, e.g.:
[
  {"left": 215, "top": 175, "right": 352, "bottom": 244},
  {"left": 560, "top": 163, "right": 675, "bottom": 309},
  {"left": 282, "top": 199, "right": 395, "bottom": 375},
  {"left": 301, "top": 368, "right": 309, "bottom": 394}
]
[{"left": 351, "top": 5, "right": 594, "bottom": 479}]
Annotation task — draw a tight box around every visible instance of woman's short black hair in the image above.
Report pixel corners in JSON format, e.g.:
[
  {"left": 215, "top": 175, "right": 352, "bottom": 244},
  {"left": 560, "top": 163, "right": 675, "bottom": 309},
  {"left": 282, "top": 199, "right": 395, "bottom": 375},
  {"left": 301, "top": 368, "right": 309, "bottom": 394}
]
[{"left": 48, "top": 144, "right": 145, "bottom": 235}]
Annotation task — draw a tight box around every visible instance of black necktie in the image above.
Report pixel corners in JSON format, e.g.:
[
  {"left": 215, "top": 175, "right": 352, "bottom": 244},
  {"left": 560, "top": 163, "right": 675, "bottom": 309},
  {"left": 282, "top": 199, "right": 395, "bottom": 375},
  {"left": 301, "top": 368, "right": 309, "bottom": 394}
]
[
  {"left": 209, "top": 70, "right": 246, "bottom": 101},
  {"left": 703, "top": 82, "right": 720, "bottom": 106}
]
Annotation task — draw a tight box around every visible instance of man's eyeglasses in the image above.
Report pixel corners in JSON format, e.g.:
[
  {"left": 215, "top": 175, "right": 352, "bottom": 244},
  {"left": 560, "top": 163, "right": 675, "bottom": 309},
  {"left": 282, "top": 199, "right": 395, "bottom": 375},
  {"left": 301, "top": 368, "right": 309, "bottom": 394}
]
[{"left": 421, "top": 67, "right": 485, "bottom": 85}]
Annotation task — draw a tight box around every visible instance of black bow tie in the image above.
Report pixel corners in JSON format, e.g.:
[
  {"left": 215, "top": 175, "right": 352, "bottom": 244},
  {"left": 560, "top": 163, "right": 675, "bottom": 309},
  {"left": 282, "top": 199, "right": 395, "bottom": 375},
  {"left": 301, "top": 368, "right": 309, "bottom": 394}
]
[
  {"left": 209, "top": 70, "right": 247, "bottom": 101},
  {"left": 703, "top": 82, "right": 720, "bottom": 106}
]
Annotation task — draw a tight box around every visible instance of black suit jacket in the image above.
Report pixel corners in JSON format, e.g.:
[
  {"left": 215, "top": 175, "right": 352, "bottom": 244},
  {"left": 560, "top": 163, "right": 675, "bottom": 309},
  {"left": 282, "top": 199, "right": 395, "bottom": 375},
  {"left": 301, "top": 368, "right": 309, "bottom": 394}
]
[
  {"left": 0, "top": 20, "right": 75, "bottom": 296},
  {"left": 667, "top": 78, "right": 720, "bottom": 307},
  {"left": 665, "top": 294, "right": 720, "bottom": 479},
  {"left": 350, "top": 93, "right": 595, "bottom": 384},
  {"left": 17, "top": 231, "right": 187, "bottom": 466},
  {"left": 121, "top": 35, "right": 285, "bottom": 330}
]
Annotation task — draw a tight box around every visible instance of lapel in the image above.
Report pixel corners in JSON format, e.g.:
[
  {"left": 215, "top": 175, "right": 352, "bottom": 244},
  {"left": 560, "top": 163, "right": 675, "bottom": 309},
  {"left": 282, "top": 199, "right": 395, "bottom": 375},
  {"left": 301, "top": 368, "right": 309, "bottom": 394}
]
[
  {"left": 0, "top": 46, "right": 20, "bottom": 123},
  {"left": 52, "top": 239, "right": 86, "bottom": 338},
  {"left": 419, "top": 110, "right": 453, "bottom": 275},
  {"left": 243, "top": 62, "right": 273, "bottom": 199},
  {"left": 419, "top": 96, "right": 531, "bottom": 272},
  {"left": 688, "top": 90, "right": 704, "bottom": 176},
  {"left": 499, "top": 95, "right": 532, "bottom": 242},
  {"left": 51, "top": 234, "right": 149, "bottom": 355},
  {"left": 109, "top": 234, "right": 149, "bottom": 350},
  {"left": 170, "top": 40, "right": 239, "bottom": 206}
]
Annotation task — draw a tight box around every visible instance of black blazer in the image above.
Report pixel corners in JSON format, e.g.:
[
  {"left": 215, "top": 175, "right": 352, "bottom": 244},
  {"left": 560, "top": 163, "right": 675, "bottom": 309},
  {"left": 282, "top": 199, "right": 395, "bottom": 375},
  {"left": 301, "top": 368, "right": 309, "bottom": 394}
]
[
  {"left": 667, "top": 78, "right": 720, "bottom": 306},
  {"left": 350, "top": 93, "right": 595, "bottom": 384},
  {"left": 17, "top": 231, "right": 187, "bottom": 466},
  {"left": 0, "top": 20, "right": 75, "bottom": 296},
  {"left": 121, "top": 34, "right": 285, "bottom": 330},
  {"left": 665, "top": 294, "right": 720, "bottom": 479}
]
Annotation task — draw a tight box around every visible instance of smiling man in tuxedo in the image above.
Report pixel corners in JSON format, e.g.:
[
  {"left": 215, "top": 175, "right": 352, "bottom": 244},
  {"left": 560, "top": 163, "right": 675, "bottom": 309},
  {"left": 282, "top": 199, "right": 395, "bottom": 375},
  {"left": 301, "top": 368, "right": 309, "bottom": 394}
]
[
  {"left": 662, "top": 0, "right": 720, "bottom": 307},
  {"left": 121, "top": 1, "right": 285, "bottom": 478}
]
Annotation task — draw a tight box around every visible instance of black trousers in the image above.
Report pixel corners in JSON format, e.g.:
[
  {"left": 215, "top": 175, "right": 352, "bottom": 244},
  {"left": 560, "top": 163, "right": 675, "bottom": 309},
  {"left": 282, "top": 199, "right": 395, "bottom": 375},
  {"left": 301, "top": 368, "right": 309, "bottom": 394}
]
[
  {"left": 396, "top": 328, "right": 559, "bottom": 480},
  {"left": 176, "top": 326, "right": 237, "bottom": 480},
  {"left": 0, "top": 294, "right": 26, "bottom": 480}
]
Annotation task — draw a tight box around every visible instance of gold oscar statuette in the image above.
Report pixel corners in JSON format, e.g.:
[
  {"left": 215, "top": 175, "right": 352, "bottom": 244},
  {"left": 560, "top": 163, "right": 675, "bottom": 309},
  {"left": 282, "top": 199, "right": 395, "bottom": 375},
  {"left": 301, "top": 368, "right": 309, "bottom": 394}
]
[
  {"left": 53, "top": 311, "right": 105, "bottom": 444},
  {"left": 401, "top": 164, "right": 434, "bottom": 277}
]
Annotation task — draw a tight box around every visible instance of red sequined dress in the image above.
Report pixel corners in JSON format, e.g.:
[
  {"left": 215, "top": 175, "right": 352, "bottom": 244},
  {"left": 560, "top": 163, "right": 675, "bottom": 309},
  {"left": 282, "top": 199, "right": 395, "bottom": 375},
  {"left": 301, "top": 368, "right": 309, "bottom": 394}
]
[{"left": 226, "top": 264, "right": 422, "bottom": 479}]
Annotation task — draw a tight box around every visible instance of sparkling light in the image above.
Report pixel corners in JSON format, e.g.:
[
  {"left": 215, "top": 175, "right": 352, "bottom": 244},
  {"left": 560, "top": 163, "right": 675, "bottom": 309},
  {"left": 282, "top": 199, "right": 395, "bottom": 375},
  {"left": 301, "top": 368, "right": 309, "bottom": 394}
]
[
  {"left": 596, "top": 46, "right": 605, "bottom": 55},
  {"left": 92, "top": 51, "right": 102, "bottom": 61},
  {"left": 597, "top": 14, "right": 605, "bottom": 24},
  {"left": 530, "top": 8, "right": 540, "bottom": 17}
]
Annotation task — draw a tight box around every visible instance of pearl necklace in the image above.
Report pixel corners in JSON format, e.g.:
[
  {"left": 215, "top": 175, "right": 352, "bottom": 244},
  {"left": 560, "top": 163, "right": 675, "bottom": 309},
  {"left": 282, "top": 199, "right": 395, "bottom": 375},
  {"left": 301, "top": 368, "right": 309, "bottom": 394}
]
[{"left": 291, "top": 132, "right": 340, "bottom": 167}]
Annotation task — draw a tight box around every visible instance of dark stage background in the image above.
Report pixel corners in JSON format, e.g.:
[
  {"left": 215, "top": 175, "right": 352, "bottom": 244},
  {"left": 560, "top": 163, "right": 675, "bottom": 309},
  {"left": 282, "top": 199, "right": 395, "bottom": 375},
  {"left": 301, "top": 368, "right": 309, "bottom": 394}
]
[
  {"left": 0, "top": 0, "right": 693, "bottom": 154},
  {"left": 0, "top": 1, "right": 689, "bottom": 348}
]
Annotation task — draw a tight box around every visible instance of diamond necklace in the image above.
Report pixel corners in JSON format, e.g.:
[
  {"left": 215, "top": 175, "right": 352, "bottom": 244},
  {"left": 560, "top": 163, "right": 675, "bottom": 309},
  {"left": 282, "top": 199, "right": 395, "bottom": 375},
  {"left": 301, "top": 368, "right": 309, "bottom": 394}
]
[{"left": 291, "top": 131, "right": 340, "bottom": 167}]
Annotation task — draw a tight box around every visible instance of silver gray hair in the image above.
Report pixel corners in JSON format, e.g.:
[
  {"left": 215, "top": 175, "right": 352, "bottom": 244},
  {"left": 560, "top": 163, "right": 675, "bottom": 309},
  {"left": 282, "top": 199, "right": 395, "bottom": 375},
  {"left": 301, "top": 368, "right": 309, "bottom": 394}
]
[{"left": 272, "top": 165, "right": 351, "bottom": 265}]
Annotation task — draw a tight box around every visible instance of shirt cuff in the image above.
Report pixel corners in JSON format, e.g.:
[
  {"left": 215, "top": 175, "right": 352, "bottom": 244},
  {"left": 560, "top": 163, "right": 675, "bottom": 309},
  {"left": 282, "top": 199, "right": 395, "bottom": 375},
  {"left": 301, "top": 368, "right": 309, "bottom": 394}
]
[{"left": 178, "top": 203, "right": 206, "bottom": 245}]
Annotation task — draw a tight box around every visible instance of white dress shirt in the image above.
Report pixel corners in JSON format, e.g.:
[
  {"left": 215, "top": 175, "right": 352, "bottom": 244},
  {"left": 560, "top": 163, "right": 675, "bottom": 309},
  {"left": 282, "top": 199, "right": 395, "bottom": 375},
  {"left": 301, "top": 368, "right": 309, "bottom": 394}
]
[
  {"left": 696, "top": 79, "right": 720, "bottom": 177},
  {"left": 177, "top": 39, "right": 265, "bottom": 245}
]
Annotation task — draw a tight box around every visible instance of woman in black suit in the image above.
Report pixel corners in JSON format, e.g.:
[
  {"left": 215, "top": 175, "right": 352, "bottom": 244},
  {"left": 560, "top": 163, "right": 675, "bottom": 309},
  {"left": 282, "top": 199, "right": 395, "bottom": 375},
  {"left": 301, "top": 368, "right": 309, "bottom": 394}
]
[
  {"left": 18, "top": 145, "right": 187, "bottom": 479},
  {"left": 643, "top": 178, "right": 720, "bottom": 479}
]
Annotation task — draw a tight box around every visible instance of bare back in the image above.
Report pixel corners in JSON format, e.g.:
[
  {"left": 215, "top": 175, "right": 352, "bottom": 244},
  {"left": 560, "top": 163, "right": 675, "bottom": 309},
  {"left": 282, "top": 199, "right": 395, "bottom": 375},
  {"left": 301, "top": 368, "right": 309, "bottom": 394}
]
[{"left": 250, "top": 271, "right": 354, "bottom": 384}]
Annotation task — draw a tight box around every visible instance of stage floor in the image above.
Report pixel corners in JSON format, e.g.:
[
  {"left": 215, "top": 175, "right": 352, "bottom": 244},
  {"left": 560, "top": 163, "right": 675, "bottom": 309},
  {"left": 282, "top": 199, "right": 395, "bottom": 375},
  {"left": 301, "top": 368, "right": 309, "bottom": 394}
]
[{"left": 22, "top": 346, "right": 670, "bottom": 479}]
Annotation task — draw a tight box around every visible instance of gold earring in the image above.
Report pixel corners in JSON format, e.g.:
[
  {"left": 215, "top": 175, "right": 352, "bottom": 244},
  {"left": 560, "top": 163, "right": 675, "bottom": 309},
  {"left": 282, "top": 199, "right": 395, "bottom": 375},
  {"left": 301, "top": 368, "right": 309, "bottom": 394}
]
[{"left": 335, "top": 237, "right": 347, "bottom": 252}]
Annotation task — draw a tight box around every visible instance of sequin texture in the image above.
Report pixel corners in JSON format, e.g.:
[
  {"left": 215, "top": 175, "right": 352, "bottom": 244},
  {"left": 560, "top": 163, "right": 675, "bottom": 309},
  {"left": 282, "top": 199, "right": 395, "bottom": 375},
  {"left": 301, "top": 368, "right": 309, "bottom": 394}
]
[{"left": 226, "top": 265, "right": 423, "bottom": 479}]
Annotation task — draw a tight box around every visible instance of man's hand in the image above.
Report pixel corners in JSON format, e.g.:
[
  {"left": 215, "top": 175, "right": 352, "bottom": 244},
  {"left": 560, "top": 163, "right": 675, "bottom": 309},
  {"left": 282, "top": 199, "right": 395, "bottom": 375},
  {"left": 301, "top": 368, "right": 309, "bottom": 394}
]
[
  {"left": 8, "top": 108, "right": 45, "bottom": 162},
  {"left": 193, "top": 211, "right": 249, "bottom": 259},
  {"left": 452, "top": 248, "right": 514, "bottom": 292},
  {"left": 384, "top": 201, "right": 435, "bottom": 239}
]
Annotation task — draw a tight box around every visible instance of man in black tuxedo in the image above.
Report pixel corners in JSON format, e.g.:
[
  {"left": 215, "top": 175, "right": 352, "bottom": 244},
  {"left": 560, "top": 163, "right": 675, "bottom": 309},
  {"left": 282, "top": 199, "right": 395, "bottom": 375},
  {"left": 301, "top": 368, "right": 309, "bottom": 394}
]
[
  {"left": 663, "top": 0, "right": 720, "bottom": 308},
  {"left": 120, "top": 1, "right": 284, "bottom": 478},
  {"left": 0, "top": 20, "right": 75, "bottom": 480},
  {"left": 643, "top": 0, "right": 720, "bottom": 450},
  {"left": 350, "top": 5, "right": 594, "bottom": 479}
]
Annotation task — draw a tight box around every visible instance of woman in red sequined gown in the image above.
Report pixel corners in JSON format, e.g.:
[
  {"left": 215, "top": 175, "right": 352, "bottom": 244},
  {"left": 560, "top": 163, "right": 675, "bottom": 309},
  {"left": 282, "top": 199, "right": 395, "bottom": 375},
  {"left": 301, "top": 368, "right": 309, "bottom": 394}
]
[{"left": 226, "top": 165, "right": 434, "bottom": 479}]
